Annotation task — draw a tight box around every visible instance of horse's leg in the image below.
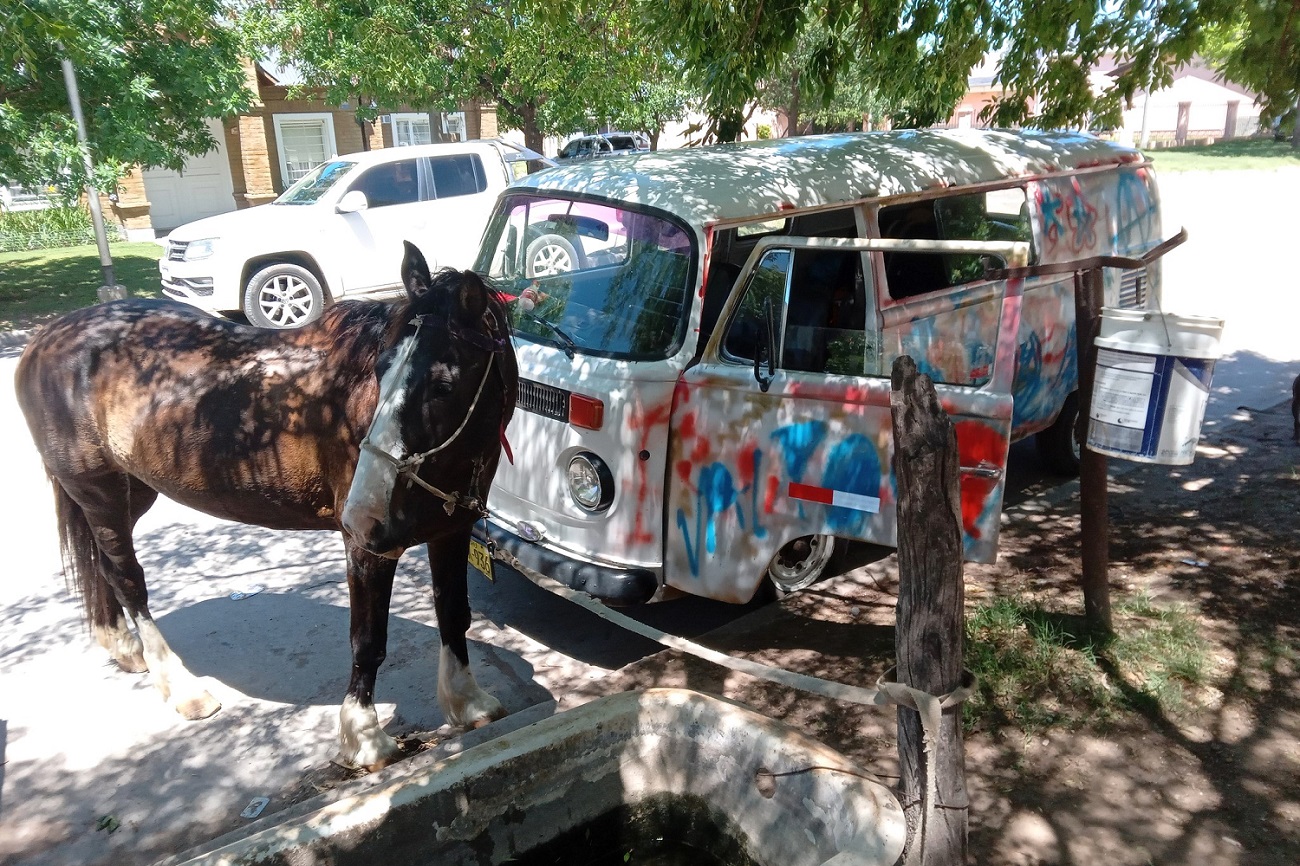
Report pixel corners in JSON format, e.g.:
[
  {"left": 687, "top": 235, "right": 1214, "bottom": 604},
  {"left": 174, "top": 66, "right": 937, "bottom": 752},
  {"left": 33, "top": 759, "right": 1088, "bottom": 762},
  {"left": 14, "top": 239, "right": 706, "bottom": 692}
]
[
  {"left": 428, "top": 532, "right": 505, "bottom": 728},
  {"left": 337, "top": 541, "right": 402, "bottom": 769},
  {"left": 51, "top": 476, "right": 149, "bottom": 673},
  {"left": 69, "top": 475, "right": 221, "bottom": 720}
]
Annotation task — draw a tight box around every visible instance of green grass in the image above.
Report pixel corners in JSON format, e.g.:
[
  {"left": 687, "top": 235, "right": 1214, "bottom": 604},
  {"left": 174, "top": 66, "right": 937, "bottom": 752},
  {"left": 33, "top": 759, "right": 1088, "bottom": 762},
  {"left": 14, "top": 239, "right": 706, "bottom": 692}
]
[
  {"left": 1146, "top": 137, "right": 1300, "bottom": 172},
  {"left": 0, "top": 242, "right": 163, "bottom": 331},
  {"left": 964, "top": 592, "right": 1211, "bottom": 734}
]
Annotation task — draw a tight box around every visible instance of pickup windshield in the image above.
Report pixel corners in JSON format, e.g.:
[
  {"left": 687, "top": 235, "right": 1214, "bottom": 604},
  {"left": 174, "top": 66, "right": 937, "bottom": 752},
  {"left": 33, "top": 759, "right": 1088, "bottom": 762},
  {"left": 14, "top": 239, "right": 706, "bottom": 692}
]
[
  {"left": 275, "top": 160, "right": 358, "bottom": 205},
  {"left": 477, "top": 194, "right": 695, "bottom": 361}
]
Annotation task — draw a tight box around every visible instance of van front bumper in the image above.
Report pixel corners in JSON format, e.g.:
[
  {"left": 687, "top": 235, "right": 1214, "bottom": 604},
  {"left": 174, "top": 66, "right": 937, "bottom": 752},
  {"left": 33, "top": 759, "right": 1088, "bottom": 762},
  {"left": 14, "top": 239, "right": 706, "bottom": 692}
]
[{"left": 484, "top": 519, "right": 659, "bottom": 606}]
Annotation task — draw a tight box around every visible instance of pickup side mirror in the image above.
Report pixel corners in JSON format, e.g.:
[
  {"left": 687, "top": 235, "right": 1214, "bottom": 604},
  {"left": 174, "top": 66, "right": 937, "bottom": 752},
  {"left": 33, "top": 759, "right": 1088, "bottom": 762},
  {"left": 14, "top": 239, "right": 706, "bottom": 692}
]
[
  {"left": 336, "top": 190, "right": 369, "bottom": 214},
  {"left": 753, "top": 297, "right": 776, "bottom": 392}
]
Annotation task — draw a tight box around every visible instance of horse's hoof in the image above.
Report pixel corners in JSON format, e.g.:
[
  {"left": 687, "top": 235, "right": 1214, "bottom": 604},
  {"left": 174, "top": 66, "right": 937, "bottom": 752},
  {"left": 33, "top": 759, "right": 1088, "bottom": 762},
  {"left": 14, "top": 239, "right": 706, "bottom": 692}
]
[
  {"left": 336, "top": 732, "right": 401, "bottom": 770},
  {"left": 175, "top": 691, "right": 221, "bottom": 720},
  {"left": 113, "top": 653, "right": 149, "bottom": 674},
  {"left": 469, "top": 703, "right": 508, "bottom": 730}
]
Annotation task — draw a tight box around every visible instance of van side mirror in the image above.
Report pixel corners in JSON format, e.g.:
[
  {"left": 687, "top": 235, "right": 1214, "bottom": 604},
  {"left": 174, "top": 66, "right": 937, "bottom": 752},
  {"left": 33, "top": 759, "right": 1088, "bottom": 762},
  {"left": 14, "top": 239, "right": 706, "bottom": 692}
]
[
  {"left": 336, "top": 190, "right": 369, "bottom": 214},
  {"left": 754, "top": 297, "right": 776, "bottom": 392}
]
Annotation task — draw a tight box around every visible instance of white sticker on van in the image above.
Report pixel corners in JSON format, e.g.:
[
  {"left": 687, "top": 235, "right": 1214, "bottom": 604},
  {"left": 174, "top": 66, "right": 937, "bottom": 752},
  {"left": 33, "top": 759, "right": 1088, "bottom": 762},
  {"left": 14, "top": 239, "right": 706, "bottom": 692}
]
[{"left": 788, "top": 482, "right": 881, "bottom": 514}]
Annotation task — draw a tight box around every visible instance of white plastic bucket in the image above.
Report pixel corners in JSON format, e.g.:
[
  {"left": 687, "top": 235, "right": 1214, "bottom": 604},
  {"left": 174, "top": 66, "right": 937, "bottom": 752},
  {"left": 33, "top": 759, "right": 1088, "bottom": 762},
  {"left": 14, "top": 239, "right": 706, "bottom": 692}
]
[{"left": 1087, "top": 308, "right": 1225, "bottom": 465}]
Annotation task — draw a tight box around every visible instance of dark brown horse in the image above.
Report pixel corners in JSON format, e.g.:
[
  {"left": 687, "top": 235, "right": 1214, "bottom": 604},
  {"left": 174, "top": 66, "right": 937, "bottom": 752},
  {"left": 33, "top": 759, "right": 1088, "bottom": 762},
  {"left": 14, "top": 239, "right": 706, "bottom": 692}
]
[{"left": 15, "top": 242, "right": 517, "bottom": 768}]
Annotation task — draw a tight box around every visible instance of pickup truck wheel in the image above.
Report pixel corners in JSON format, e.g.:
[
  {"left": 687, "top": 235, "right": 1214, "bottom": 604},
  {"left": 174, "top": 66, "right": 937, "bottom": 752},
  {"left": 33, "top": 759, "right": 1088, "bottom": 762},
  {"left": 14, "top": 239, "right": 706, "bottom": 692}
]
[
  {"left": 243, "top": 264, "right": 326, "bottom": 329},
  {"left": 525, "top": 234, "right": 580, "bottom": 277},
  {"left": 765, "top": 534, "right": 837, "bottom": 596},
  {"left": 1036, "top": 391, "right": 1082, "bottom": 476}
]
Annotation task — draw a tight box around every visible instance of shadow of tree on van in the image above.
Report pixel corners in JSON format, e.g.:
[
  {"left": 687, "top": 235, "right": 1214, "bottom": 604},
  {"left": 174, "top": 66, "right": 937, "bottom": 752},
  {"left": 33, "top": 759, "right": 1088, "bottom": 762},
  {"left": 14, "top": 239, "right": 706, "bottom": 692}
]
[{"left": 585, "top": 396, "right": 1300, "bottom": 866}]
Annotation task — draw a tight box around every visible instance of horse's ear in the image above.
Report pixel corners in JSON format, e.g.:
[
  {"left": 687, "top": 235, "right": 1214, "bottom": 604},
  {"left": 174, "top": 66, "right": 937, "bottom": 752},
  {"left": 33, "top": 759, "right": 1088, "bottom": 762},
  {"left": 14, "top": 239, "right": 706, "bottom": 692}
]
[
  {"left": 400, "top": 241, "right": 433, "bottom": 298},
  {"left": 456, "top": 271, "right": 489, "bottom": 321}
]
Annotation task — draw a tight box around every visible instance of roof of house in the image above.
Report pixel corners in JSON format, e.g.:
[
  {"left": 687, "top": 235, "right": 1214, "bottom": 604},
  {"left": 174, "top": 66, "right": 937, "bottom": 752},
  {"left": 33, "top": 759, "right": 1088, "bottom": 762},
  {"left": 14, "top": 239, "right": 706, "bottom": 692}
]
[{"left": 512, "top": 129, "right": 1141, "bottom": 227}]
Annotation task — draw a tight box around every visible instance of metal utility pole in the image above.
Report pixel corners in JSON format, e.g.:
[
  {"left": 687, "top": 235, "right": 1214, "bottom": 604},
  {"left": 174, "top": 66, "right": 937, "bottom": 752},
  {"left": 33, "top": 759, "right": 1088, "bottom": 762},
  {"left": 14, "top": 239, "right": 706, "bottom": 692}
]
[{"left": 60, "top": 50, "right": 127, "bottom": 301}]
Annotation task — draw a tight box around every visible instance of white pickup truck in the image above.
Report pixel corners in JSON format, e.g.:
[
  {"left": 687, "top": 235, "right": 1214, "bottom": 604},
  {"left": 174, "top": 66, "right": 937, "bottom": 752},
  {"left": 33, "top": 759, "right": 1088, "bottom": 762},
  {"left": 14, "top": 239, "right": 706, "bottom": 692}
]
[{"left": 160, "top": 139, "right": 548, "bottom": 328}]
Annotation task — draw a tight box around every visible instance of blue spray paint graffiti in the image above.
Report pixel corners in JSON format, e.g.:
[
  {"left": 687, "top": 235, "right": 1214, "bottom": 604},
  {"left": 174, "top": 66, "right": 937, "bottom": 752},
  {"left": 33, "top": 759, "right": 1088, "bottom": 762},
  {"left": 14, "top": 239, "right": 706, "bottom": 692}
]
[
  {"left": 1114, "top": 169, "right": 1155, "bottom": 249},
  {"left": 675, "top": 450, "right": 771, "bottom": 576},
  {"left": 676, "top": 462, "right": 741, "bottom": 576},
  {"left": 821, "top": 434, "right": 882, "bottom": 535}
]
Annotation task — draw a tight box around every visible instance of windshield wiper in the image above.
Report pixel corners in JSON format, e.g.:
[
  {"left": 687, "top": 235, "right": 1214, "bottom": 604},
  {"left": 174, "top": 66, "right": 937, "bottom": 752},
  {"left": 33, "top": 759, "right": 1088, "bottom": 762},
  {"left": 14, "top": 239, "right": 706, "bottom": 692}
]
[{"left": 522, "top": 310, "right": 577, "bottom": 359}]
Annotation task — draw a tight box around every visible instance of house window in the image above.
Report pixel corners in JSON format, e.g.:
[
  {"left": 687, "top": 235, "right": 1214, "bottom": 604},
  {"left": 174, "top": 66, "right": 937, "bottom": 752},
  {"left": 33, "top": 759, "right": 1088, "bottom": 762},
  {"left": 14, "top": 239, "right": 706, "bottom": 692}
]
[
  {"left": 442, "top": 111, "right": 467, "bottom": 142},
  {"left": 272, "top": 113, "right": 338, "bottom": 186},
  {"left": 392, "top": 113, "right": 433, "bottom": 147}
]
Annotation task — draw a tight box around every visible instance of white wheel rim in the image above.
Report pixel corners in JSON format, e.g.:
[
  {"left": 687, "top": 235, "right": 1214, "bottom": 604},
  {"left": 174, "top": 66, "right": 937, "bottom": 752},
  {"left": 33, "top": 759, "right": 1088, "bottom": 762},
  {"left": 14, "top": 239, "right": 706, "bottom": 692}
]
[
  {"left": 257, "top": 274, "right": 315, "bottom": 327},
  {"left": 767, "top": 535, "right": 835, "bottom": 592},
  {"left": 530, "top": 244, "right": 573, "bottom": 276}
]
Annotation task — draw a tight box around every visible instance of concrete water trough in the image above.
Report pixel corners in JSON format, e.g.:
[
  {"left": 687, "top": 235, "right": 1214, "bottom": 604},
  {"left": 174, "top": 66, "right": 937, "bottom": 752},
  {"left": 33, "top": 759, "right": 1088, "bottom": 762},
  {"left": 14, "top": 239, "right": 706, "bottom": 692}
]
[{"left": 167, "top": 688, "right": 906, "bottom": 866}]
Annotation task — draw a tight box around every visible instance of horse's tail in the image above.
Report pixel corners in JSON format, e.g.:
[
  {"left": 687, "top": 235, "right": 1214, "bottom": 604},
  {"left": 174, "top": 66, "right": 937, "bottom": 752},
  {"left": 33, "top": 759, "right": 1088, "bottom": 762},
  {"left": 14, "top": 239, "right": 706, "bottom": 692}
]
[{"left": 49, "top": 474, "right": 116, "bottom": 632}]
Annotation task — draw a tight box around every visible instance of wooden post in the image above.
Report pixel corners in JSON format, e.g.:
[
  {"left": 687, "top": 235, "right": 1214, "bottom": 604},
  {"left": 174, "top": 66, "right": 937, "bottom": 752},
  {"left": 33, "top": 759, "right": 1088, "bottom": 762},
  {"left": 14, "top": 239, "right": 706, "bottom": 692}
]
[
  {"left": 1073, "top": 269, "right": 1113, "bottom": 633},
  {"left": 890, "top": 355, "right": 967, "bottom": 864}
]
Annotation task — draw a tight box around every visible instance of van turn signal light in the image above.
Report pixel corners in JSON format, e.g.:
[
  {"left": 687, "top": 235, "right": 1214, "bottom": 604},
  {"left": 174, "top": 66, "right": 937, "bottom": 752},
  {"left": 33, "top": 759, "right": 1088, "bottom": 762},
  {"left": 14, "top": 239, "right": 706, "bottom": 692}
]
[{"left": 568, "top": 394, "right": 604, "bottom": 430}]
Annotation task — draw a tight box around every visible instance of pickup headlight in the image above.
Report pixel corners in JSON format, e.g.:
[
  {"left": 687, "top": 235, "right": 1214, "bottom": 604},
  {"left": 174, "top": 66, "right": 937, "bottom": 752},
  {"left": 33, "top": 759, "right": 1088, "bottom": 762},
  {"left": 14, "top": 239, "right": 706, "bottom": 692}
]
[{"left": 183, "top": 238, "right": 217, "bottom": 261}]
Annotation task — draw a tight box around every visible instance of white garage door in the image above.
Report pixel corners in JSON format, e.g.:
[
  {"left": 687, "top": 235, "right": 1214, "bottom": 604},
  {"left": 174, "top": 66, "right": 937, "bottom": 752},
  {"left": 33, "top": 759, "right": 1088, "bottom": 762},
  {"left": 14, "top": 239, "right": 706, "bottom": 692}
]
[{"left": 143, "top": 119, "right": 236, "bottom": 232}]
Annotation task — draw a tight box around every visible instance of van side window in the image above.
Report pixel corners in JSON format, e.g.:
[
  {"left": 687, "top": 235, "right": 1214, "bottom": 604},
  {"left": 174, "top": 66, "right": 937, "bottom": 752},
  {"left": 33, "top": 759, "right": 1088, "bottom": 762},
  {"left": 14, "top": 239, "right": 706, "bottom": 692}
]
[
  {"left": 879, "top": 188, "right": 1031, "bottom": 300},
  {"left": 723, "top": 248, "right": 868, "bottom": 376},
  {"left": 430, "top": 154, "right": 487, "bottom": 199},
  {"left": 351, "top": 159, "right": 423, "bottom": 208}
]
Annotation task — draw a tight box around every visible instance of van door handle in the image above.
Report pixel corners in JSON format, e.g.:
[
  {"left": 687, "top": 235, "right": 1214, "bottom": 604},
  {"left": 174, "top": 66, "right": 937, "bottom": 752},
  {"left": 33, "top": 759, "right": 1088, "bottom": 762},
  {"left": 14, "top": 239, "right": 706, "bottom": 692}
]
[{"left": 959, "top": 461, "right": 1003, "bottom": 480}]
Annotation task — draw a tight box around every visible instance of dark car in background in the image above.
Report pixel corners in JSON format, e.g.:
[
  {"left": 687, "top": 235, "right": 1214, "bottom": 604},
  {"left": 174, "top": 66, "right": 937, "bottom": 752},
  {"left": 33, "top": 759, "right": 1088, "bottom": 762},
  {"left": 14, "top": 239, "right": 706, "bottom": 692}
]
[{"left": 556, "top": 132, "right": 650, "bottom": 162}]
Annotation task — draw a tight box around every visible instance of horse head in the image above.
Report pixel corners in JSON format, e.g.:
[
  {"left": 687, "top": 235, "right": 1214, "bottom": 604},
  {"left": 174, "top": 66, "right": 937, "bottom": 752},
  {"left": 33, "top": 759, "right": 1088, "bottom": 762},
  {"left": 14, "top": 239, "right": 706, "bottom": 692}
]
[{"left": 342, "top": 242, "right": 516, "bottom": 556}]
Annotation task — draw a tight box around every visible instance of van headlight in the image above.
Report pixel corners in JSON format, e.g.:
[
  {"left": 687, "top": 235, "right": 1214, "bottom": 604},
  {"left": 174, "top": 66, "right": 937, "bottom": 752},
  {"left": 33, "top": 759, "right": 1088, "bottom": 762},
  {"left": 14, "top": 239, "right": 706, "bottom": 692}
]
[
  {"left": 566, "top": 452, "right": 613, "bottom": 512},
  {"left": 184, "top": 238, "right": 218, "bottom": 260}
]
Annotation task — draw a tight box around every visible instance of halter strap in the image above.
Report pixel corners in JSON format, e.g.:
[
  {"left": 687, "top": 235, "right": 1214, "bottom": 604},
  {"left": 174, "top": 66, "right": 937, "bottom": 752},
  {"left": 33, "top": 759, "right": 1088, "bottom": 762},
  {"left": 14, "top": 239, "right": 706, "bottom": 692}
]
[{"left": 358, "top": 311, "right": 505, "bottom": 516}]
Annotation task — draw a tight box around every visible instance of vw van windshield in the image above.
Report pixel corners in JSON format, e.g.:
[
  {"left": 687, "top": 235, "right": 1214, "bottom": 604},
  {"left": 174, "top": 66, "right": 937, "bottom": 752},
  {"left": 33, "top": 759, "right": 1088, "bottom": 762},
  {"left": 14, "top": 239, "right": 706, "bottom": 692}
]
[
  {"left": 275, "top": 160, "right": 358, "bottom": 205},
  {"left": 477, "top": 194, "right": 695, "bottom": 361}
]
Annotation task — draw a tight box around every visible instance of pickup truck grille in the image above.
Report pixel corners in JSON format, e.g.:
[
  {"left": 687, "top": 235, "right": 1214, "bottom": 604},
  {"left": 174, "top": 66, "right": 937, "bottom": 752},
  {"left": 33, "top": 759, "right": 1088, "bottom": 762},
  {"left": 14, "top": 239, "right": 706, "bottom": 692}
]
[
  {"left": 517, "top": 378, "right": 569, "bottom": 422},
  {"left": 166, "top": 240, "right": 188, "bottom": 262}
]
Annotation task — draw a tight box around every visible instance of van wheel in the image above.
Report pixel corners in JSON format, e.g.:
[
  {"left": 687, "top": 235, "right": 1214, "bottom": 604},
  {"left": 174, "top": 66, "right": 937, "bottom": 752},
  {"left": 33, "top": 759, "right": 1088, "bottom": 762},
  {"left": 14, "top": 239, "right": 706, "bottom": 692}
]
[
  {"left": 1036, "top": 392, "right": 1081, "bottom": 476},
  {"left": 525, "top": 234, "right": 580, "bottom": 277},
  {"left": 766, "top": 535, "right": 837, "bottom": 596},
  {"left": 243, "top": 263, "right": 326, "bottom": 329}
]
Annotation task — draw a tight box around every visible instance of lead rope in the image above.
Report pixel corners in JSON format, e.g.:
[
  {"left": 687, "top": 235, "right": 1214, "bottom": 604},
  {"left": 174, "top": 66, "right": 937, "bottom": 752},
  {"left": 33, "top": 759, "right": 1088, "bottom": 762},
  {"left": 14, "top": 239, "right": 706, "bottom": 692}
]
[{"left": 488, "top": 547, "right": 975, "bottom": 863}]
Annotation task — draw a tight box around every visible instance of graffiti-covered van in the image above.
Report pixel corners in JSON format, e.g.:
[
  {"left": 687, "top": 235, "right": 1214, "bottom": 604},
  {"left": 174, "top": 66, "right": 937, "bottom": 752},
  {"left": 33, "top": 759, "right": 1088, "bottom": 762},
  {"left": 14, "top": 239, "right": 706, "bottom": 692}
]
[{"left": 474, "top": 130, "right": 1162, "bottom": 605}]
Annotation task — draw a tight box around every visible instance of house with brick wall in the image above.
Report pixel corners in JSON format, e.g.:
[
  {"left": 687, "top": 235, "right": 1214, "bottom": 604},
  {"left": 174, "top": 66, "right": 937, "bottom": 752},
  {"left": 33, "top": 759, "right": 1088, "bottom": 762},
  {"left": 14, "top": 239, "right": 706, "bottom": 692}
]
[{"left": 107, "top": 60, "right": 498, "bottom": 239}]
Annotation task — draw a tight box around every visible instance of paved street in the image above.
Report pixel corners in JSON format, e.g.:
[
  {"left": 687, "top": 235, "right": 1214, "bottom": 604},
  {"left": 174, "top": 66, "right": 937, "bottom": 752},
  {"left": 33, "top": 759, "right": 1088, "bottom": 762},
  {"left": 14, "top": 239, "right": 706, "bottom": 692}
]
[{"left": 0, "top": 166, "right": 1297, "bottom": 866}]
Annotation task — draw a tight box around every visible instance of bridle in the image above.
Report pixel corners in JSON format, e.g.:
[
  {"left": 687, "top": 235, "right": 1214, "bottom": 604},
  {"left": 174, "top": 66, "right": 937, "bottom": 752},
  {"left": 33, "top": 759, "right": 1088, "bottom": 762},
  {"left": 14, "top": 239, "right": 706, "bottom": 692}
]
[{"left": 359, "top": 308, "right": 510, "bottom": 517}]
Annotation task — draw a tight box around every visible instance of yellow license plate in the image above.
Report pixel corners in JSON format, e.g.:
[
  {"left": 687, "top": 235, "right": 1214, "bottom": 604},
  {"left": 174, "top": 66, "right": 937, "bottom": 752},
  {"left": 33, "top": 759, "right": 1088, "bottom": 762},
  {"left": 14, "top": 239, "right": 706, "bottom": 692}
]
[{"left": 468, "top": 538, "right": 494, "bottom": 581}]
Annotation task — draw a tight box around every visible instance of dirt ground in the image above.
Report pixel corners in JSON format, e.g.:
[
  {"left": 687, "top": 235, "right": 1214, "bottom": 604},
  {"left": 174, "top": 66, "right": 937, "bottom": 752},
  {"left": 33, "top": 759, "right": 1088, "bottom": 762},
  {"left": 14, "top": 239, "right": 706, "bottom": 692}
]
[{"left": 558, "top": 398, "right": 1300, "bottom": 866}]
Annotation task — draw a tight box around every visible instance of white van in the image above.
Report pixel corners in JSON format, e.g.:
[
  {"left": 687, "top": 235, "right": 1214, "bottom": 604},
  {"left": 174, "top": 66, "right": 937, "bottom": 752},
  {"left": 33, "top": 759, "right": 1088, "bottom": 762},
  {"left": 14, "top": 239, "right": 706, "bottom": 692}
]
[
  {"left": 474, "top": 130, "right": 1164, "bottom": 605},
  {"left": 160, "top": 139, "right": 545, "bottom": 328}
]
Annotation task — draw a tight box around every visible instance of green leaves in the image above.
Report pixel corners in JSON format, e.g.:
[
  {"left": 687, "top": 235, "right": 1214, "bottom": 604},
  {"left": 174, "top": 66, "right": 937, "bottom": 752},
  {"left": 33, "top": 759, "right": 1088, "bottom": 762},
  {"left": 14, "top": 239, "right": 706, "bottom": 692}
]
[{"left": 0, "top": 0, "right": 252, "bottom": 194}]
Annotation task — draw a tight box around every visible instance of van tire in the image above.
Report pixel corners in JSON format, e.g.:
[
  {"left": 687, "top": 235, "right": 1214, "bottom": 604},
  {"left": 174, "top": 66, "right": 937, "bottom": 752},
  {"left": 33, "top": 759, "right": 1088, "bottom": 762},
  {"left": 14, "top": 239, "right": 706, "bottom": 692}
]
[
  {"left": 1036, "top": 392, "right": 1081, "bottom": 476},
  {"left": 243, "top": 263, "right": 326, "bottom": 329},
  {"left": 765, "top": 535, "right": 837, "bottom": 597},
  {"left": 525, "top": 234, "right": 580, "bottom": 277}
]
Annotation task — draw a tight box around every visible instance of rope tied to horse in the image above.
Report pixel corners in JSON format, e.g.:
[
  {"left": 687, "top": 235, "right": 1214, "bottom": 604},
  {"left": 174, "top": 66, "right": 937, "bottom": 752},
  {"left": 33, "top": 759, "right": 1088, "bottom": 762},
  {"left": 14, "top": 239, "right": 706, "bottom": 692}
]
[
  {"left": 359, "top": 313, "right": 506, "bottom": 516},
  {"left": 488, "top": 545, "right": 975, "bottom": 866}
]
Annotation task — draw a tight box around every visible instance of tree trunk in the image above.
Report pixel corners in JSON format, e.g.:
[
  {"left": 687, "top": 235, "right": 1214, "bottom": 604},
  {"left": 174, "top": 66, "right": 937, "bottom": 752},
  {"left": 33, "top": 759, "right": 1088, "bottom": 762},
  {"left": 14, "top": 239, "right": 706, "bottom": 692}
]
[
  {"left": 520, "top": 102, "right": 546, "bottom": 170},
  {"left": 788, "top": 68, "right": 801, "bottom": 138},
  {"left": 890, "top": 354, "right": 968, "bottom": 865}
]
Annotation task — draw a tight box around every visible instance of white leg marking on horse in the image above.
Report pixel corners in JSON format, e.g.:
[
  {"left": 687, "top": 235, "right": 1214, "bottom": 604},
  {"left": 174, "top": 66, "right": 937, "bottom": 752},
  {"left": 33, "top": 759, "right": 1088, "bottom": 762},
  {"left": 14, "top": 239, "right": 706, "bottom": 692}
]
[
  {"left": 438, "top": 645, "right": 505, "bottom": 729},
  {"left": 337, "top": 694, "right": 401, "bottom": 769},
  {"left": 94, "top": 615, "right": 146, "bottom": 673},
  {"left": 134, "top": 618, "right": 221, "bottom": 720}
]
